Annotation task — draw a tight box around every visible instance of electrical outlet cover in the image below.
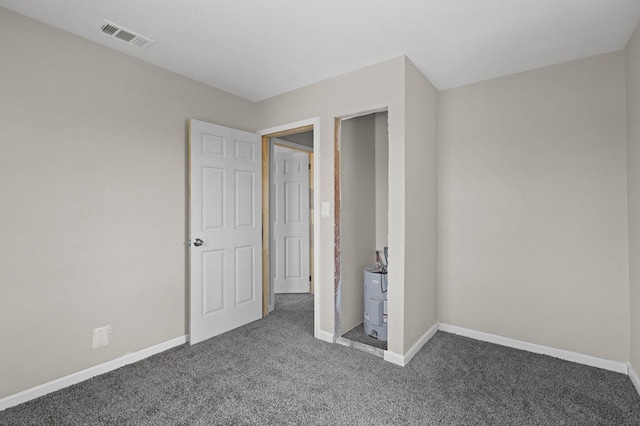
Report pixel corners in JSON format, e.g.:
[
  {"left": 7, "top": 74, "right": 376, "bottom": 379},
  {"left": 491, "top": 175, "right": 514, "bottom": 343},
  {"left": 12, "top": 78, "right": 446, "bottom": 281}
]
[{"left": 92, "top": 325, "right": 111, "bottom": 348}]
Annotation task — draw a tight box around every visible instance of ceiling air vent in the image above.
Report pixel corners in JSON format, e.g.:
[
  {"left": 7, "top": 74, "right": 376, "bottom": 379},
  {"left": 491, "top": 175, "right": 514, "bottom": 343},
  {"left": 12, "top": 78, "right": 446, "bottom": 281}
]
[{"left": 98, "top": 20, "right": 154, "bottom": 49}]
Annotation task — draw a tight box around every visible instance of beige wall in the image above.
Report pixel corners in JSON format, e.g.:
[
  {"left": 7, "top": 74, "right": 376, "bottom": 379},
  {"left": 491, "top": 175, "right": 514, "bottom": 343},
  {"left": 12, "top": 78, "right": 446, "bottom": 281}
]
[
  {"left": 0, "top": 8, "right": 255, "bottom": 398},
  {"left": 339, "top": 115, "right": 376, "bottom": 333},
  {"left": 255, "top": 57, "right": 408, "bottom": 353},
  {"left": 438, "top": 52, "right": 630, "bottom": 361},
  {"left": 402, "top": 59, "right": 439, "bottom": 352},
  {"left": 5, "top": 1, "right": 634, "bottom": 402},
  {"left": 256, "top": 58, "right": 439, "bottom": 358},
  {"left": 627, "top": 23, "right": 640, "bottom": 373}
]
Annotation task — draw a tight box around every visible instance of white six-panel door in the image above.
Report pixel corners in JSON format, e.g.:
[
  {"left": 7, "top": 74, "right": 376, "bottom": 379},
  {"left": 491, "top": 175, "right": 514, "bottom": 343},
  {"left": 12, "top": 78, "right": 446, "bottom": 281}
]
[
  {"left": 189, "top": 119, "right": 262, "bottom": 344},
  {"left": 272, "top": 147, "right": 310, "bottom": 294}
]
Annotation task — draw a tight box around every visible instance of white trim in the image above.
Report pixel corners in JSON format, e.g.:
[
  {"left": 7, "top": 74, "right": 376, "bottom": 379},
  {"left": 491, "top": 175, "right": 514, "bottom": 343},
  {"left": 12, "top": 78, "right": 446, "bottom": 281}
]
[
  {"left": 0, "top": 335, "right": 187, "bottom": 411},
  {"left": 384, "top": 323, "right": 439, "bottom": 367},
  {"left": 630, "top": 364, "right": 640, "bottom": 397},
  {"left": 315, "top": 329, "right": 335, "bottom": 343},
  {"left": 257, "top": 117, "right": 323, "bottom": 342},
  {"left": 311, "top": 121, "right": 321, "bottom": 341},
  {"left": 256, "top": 118, "right": 317, "bottom": 137},
  {"left": 383, "top": 350, "right": 405, "bottom": 366},
  {"left": 438, "top": 324, "right": 628, "bottom": 374}
]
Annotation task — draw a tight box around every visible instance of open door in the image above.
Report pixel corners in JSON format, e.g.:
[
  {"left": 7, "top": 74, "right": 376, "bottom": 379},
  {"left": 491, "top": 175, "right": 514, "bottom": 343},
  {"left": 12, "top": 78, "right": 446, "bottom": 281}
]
[
  {"left": 189, "top": 119, "right": 262, "bottom": 344},
  {"left": 272, "top": 146, "right": 310, "bottom": 294}
]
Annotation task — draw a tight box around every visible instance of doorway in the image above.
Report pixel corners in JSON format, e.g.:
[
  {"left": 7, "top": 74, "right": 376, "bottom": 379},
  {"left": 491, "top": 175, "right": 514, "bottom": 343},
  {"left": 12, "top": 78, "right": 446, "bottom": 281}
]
[
  {"left": 334, "top": 111, "right": 389, "bottom": 355},
  {"left": 271, "top": 143, "right": 311, "bottom": 296},
  {"left": 259, "top": 120, "right": 319, "bottom": 336}
]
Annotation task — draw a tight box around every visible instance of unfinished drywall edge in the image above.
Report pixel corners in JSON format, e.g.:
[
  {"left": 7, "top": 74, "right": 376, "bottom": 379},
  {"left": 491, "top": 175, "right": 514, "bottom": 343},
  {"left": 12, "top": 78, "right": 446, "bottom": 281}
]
[
  {"left": 0, "top": 335, "right": 187, "bottom": 411},
  {"left": 384, "top": 323, "right": 439, "bottom": 367},
  {"left": 630, "top": 364, "right": 640, "bottom": 397},
  {"left": 439, "top": 324, "right": 628, "bottom": 374}
]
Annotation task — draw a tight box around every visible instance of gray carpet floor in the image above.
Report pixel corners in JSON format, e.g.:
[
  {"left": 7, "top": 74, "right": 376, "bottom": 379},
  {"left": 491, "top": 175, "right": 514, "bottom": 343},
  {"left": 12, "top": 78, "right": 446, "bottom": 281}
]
[
  {"left": 2, "top": 294, "right": 640, "bottom": 425},
  {"left": 343, "top": 323, "right": 387, "bottom": 350}
]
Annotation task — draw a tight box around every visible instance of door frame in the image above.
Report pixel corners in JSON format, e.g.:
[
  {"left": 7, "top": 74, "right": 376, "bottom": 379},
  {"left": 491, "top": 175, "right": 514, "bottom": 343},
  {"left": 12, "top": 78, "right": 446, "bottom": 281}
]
[{"left": 257, "top": 118, "right": 321, "bottom": 339}]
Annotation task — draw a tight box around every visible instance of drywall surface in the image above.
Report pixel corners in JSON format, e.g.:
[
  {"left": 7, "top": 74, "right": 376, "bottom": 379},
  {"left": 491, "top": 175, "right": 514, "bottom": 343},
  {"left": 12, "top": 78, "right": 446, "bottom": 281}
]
[
  {"left": 0, "top": 8, "right": 255, "bottom": 398},
  {"left": 627, "top": 22, "right": 640, "bottom": 373},
  {"left": 438, "top": 52, "right": 629, "bottom": 362},
  {"left": 340, "top": 115, "right": 376, "bottom": 333},
  {"left": 375, "top": 112, "right": 389, "bottom": 251},
  {"left": 255, "top": 57, "right": 407, "bottom": 354},
  {"left": 402, "top": 59, "right": 439, "bottom": 353}
]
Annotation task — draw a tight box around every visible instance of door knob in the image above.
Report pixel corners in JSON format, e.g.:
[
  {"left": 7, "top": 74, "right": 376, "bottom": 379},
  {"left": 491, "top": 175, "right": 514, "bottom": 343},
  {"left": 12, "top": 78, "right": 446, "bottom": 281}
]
[{"left": 193, "top": 238, "right": 204, "bottom": 247}]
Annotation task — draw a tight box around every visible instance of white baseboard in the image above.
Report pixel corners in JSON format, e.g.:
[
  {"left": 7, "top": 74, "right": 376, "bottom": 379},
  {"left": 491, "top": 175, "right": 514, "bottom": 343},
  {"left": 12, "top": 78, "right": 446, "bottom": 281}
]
[
  {"left": 315, "top": 329, "right": 334, "bottom": 343},
  {"left": 438, "top": 324, "right": 628, "bottom": 374},
  {"left": 384, "top": 323, "right": 439, "bottom": 367},
  {"left": 630, "top": 364, "right": 640, "bottom": 397},
  {"left": 0, "top": 335, "right": 187, "bottom": 412},
  {"left": 383, "top": 350, "right": 405, "bottom": 366},
  {"left": 5, "top": 326, "right": 635, "bottom": 411}
]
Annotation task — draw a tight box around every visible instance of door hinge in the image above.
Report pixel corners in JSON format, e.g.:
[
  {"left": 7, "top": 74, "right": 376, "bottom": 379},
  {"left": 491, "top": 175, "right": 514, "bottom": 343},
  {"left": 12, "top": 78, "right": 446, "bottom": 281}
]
[{"left": 309, "top": 275, "right": 312, "bottom": 282}]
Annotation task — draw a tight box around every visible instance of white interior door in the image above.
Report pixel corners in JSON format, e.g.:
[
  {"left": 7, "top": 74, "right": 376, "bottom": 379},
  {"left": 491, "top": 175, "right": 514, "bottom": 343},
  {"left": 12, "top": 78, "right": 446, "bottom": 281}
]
[
  {"left": 272, "top": 146, "right": 310, "bottom": 294},
  {"left": 189, "top": 119, "right": 262, "bottom": 344}
]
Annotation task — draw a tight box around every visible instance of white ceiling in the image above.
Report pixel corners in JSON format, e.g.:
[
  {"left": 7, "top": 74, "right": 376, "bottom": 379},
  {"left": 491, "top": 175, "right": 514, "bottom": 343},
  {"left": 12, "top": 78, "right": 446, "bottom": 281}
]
[{"left": 2, "top": 0, "right": 640, "bottom": 101}]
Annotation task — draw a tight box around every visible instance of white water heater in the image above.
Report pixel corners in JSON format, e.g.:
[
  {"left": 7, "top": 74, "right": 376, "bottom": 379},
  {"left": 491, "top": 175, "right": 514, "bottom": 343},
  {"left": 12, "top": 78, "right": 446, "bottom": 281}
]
[{"left": 364, "top": 266, "right": 388, "bottom": 341}]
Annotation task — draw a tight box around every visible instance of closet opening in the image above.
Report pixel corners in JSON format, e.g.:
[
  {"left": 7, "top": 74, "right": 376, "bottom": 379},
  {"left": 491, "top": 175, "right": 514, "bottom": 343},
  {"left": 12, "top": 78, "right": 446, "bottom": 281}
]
[{"left": 334, "top": 110, "right": 389, "bottom": 356}]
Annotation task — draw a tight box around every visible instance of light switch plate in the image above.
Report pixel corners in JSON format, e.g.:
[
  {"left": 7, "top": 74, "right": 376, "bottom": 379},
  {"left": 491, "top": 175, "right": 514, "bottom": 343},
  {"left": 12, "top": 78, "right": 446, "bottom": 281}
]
[{"left": 321, "top": 202, "right": 330, "bottom": 218}]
